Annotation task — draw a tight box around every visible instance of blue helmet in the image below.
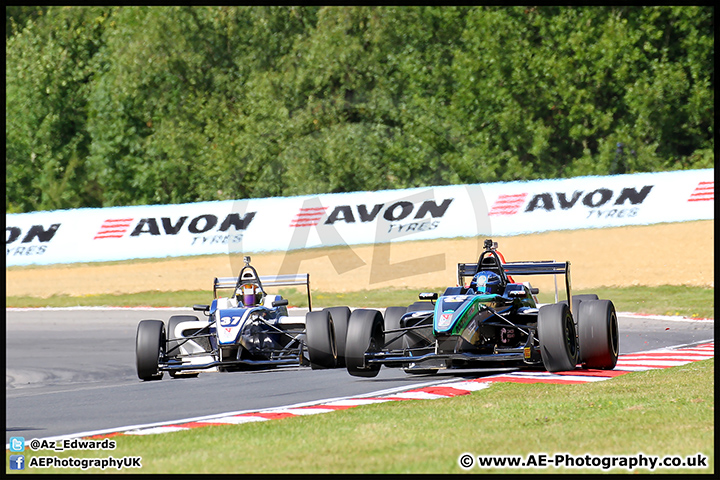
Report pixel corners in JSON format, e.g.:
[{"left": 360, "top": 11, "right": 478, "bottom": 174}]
[{"left": 470, "top": 271, "right": 504, "bottom": 295}]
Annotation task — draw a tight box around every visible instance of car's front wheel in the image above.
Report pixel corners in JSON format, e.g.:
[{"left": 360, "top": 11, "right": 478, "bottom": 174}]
[
  {"left": 345, "top": 309, "right": 384, "bottom": 377},
  {"left": 560, "top": 294, "right": 599, "bottom": 324},
  {"left": 136, "top": 320, "right": 166, "bottom": 381},
  {"left": 578, "top": 299, "right": 619, "bottom": 370}
]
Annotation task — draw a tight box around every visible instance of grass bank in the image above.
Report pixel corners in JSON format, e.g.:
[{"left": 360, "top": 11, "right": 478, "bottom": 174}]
[
  {"left": 7, "top": 359, "right": 713, "bottom": 474},
  {"left": 6, "top": 285, "right": 714, "bottom": 319}
]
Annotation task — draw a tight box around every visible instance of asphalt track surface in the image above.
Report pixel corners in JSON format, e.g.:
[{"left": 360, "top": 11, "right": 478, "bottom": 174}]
[{"left": 5, "top": 307, "right": 714, "bottom": 444}]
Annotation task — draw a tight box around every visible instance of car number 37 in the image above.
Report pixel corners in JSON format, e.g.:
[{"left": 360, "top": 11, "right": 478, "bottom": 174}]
[{"left": 219, "top": 316, "right": 243, "bottom": 327}]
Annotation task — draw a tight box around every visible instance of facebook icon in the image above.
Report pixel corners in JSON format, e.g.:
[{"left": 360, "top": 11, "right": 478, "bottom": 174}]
[{"left": 9, "top": 455, "right": 25, "bottom": 470}]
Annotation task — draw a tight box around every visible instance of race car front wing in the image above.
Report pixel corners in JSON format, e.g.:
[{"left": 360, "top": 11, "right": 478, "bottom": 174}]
[{"left": 361, "top": 327, "right": 543, "bottom": 371}]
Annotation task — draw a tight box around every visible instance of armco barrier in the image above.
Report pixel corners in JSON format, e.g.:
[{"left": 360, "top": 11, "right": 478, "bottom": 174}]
[{"left": 5, "top": 169, "right": 714, "bottom": 267}]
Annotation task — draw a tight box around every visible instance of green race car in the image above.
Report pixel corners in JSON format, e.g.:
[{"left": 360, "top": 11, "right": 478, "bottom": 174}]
[{"left": 344, "top": 239, "right": 619, "bottom": 377}]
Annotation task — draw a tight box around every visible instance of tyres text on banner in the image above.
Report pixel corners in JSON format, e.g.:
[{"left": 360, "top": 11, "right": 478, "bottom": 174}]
[{"left": 5, "top": 169, "right": 714, "bottom": 267}]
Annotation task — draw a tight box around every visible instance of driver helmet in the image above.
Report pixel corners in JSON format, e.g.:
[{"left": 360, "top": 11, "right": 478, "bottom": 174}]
[
  {"left": 238, "top": 284, "right": 262, "bottom": 306},
  {"left": 470, "top": 271, "right": 504, "bottom": 295}
]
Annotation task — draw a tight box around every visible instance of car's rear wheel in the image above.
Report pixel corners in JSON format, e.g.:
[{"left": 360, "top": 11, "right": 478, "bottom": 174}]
[
  {"left": 136, "top": 320, "right": 165, "bottom": 381},
  {"left": 345, "top": 309, "right": 384, "bottom": 377},
  {"left": 324, "top": 306, "right": 351, "bottom": 367},
  {"left": 383, "top": 306, "right": 407, "bottom": 351},
  {"left": 166, "top": 315, "right": 200, "bottom": 378},
  {"left": 578, "top": 299, "right": 619, "bottom": 370},
  {"left": 538, "top": 303, "right": 579, "bottom": 372},
  {"left": 306, "top": 310, "right": 337, "bottom": 369}
]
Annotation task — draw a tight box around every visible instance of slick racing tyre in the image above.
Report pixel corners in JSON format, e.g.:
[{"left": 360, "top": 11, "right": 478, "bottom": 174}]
[
  {"left": 306, "top": 310, "right": 338, "bottom": 369},
  {"left": 383, "top": 306, "right": 407, "bottom": 351},
  {"left": 323, "top": 306, "right": 351, "bottom": 367},
  {"left": 345, "top": 309, "right": 384, "bottom": 377},
  {"left": 538, "top": 303, "right": 579, "bottom": 372},
  {"left": 136, "top": 320, "right": 166, "bottom": 381},
  {"left": 577, "top": 299, "right": 619, "bottom": 370},
  {"left": 166, "top": 315, "right": 200, "bottom": 378},
  {"left": 560, "top": 294, "right": 599, "bottom": 324}
]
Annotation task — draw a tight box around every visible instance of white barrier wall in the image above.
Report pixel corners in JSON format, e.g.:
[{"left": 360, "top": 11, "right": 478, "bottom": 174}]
[{"left": 6, "top": 169, "right": 714, "bottom": 267}]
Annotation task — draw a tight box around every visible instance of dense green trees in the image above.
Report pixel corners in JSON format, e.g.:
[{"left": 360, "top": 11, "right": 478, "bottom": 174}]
[{"left": 6, "top": 6, "right": 714, "bottom": 213}]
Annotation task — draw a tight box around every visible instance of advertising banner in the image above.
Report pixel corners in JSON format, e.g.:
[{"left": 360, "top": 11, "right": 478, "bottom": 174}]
[{"left": 6, "top": 169, "right": 713, "bottom": 267}]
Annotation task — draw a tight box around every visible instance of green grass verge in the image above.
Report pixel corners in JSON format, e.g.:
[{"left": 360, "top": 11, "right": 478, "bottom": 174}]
[
  {"left": 6, "top": 285, "right": 714, "bottom": 318},
  {"left": 7, "top": 359, "right": 713, "bottom": 474}
]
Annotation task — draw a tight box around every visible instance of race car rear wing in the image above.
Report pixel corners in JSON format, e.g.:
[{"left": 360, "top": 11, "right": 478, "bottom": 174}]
[
  {"left": 213, "top": 274, "right": 313, "bottom": 310},
  {"left": 457, "top": 261, "right": 572, "bottom": 304}
]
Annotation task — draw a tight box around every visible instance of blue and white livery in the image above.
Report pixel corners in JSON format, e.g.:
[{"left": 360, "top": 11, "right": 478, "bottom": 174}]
[{"left": 135, "top": 256, "right": 348, "bottom": 380}]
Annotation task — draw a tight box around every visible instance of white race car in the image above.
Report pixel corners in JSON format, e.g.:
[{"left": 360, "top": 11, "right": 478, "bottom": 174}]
[{"left": 135, "top": 256, "right": 349, "bottom": 380}]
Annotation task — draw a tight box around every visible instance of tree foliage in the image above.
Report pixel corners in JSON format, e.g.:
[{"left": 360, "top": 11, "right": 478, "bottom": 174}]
[{"left": 6, "top": 6, "right": 714, "bottom": 213}]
